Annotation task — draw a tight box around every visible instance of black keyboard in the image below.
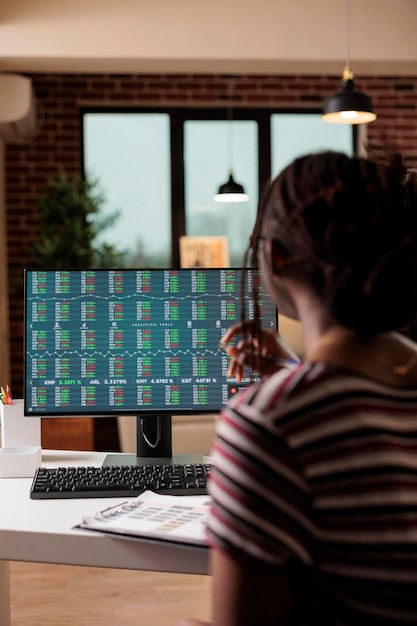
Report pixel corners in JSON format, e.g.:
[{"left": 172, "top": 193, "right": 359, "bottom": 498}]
[{"left": 30, "top": 463, "right": 211, "bottom": 499}]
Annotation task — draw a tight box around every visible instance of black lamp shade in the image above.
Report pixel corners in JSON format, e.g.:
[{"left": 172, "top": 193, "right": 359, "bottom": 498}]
[
  {"left": 213, "top": 173, "right": 249, "bottom": 203},
  {"left": 322, "top": 78, "right": 376, "bottom": 125},
  {"left": 218, "top": 174, "right": 245, "bottom": 195}
]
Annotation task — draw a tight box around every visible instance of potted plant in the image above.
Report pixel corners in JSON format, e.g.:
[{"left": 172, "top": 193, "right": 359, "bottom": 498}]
[
  {"left": 31, "top": 171, "right": 122, "bottom": 450},
  {"left": 32, "top": 171, "right": 121, "bottom": 270}
]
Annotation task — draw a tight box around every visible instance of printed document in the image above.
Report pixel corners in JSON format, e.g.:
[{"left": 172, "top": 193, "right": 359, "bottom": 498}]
[{"left": 79, "top": 490, "right": 210, "bottom": 546}]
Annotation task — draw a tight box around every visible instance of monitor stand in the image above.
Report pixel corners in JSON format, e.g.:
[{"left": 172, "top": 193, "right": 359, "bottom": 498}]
[{"left": 102, "top": 415, "right": 205, "bottom": 467}]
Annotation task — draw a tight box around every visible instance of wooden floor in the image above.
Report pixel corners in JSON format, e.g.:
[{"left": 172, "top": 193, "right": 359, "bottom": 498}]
[{"left": 10, "top": 561, "right": 212, "bottom": 626}]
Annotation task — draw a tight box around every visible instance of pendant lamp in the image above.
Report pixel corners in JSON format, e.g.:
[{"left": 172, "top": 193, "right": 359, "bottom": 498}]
[
  {"left": 214, "top": 77, "right": 249, "bottom": 203},
  {"left": 322, "top": 0, "right": 376, "bottom": 125},
  {"left": 213, "top": 169, "right": 249, "bottom": 203}
]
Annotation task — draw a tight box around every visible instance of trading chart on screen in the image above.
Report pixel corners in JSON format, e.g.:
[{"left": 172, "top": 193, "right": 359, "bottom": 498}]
[{"left": 24, "top": 268, "right": 277, "bottom": 415}]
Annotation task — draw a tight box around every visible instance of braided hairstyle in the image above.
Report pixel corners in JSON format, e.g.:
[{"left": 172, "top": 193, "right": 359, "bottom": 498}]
[{"left": 247, "top": 150, "right": 417, "bottom": 335}]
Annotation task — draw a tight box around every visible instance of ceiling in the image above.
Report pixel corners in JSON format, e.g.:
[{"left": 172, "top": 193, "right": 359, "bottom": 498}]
[{"left": 1, "top": 0, "right": 416, "bottom": 75}]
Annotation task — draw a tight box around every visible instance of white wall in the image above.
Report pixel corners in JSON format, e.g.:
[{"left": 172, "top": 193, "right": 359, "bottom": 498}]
[{"left": 0, "top": 0, "right": 416, "bottom": 75}]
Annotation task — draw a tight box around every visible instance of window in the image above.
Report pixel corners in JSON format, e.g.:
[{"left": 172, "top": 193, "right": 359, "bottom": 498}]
[
  {"left": 184, "top": 120, "right": 258, "bottom": 267},
  {"left": 83, "top": 112, "right": 171, "bottom": 267},
  {"left": 82, "top": 109, "right": 354, "bottom": 268},
  {"left": 271, "top": 113, "right": 353, "bottom": 177}
]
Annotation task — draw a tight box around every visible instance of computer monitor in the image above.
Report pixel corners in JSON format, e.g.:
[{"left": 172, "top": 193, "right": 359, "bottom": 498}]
[{"left": 24, "top": 268, "right": 277, "bottom": 463}]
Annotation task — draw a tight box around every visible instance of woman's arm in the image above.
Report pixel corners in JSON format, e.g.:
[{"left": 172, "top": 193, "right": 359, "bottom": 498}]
[{"left": 176, "top": 547, "right": 294, "bottom": 626}]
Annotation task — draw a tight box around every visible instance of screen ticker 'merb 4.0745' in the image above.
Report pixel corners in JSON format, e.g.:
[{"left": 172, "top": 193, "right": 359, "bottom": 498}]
[{"left": 24, "top": 268, "right": 277, "bottom": 416}]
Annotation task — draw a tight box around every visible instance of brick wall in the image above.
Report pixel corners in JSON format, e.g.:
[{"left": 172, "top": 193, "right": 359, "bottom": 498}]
[{"left": 5, "top": 72, "right": 417, "bottom": 395}]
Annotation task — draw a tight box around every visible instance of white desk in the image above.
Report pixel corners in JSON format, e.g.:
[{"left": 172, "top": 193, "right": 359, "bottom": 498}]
[{"left": 0, "top": 449, "right": 209, "bottom": 626}]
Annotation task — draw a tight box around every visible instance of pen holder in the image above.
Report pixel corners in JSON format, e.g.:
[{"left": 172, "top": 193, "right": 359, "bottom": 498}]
[{"left": 0, "top": 399, "right": 41, "bottom": 448}]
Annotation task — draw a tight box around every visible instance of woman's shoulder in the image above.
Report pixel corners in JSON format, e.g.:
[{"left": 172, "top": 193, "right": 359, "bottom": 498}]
[{"left": 225, "top": 359, "right": 417, "bottom": 421}]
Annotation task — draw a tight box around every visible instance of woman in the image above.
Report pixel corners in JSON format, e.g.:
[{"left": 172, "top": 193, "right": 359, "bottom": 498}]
[{"left": 177, "top": 150, "right": 417, "bottom": 625}]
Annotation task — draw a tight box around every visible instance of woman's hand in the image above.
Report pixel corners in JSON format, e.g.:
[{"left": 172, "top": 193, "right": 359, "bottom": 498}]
[{"left": 220, "top": 320, "right": 300, "bottom": 381}]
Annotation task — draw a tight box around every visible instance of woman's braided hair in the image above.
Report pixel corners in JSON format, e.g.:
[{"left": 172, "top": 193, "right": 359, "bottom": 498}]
[{"left": 246, "top": 150, "right": 417, "bottom": 335}]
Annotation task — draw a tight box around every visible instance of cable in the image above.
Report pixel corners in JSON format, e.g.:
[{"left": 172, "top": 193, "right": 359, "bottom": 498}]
[{"left": 140, "top": 416, "right": 162, "bottom": 449}]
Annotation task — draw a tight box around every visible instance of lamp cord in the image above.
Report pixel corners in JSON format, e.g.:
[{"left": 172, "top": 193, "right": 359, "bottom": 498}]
[
  {"left": 345, "top": 0, "right": 351, "bottom": 69},
  {"left": 227, "top": 77, "right": 234, "bottom": 175}
]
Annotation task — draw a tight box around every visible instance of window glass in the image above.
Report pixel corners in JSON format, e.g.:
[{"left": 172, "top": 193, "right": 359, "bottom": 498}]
[
  {"left": 271, "top": 113, "right": 353, "bottom": 178},
  {"left": 184, "top": 120, "right": 258, "bottom": 267},
  {"left": 83, "top": 113, "right": 171, "bottom": 267}
]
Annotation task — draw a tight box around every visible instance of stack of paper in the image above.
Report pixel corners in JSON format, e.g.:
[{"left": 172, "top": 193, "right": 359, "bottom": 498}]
[{"left": 79, "top": 490, "right": 210, "bottom": 547}]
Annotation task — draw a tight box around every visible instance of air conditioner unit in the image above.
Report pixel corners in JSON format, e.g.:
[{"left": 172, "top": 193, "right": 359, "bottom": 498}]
[{"left": 0, "top": 74, "right": 38, "bottom": 144}]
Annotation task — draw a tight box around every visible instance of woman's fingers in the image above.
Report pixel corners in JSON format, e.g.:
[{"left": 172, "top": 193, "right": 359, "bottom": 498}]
[{"left": 225, "top": 344, "right": 278, "bottom": 380}]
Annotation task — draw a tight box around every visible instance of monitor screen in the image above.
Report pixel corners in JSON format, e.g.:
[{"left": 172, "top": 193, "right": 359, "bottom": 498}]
[{"left": 24, "top": 268, "right": 277, "bottom": 419}]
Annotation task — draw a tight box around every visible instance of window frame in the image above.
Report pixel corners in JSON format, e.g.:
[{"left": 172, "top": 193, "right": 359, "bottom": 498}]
[{"left": 80, "top": 106, "right": 356, "bottom": 267}]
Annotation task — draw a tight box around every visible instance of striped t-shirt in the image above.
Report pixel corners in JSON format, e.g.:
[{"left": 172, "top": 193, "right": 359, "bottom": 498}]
[{"left": 206, "top": 362, "right": 417, "bottom": 625}]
